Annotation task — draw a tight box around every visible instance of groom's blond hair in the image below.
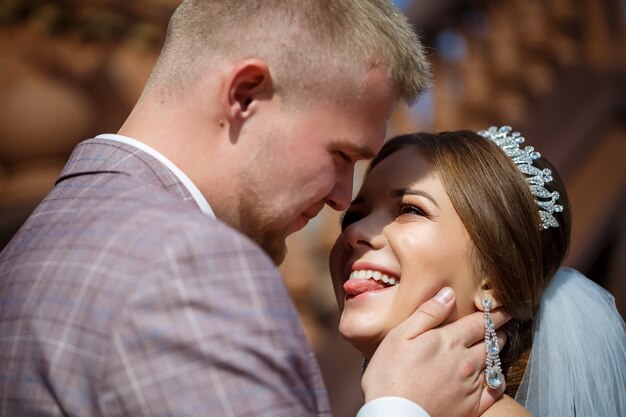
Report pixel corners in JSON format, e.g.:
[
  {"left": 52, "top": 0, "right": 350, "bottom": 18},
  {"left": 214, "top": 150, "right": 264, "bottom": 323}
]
[{"left": 146, "top": 0, "right": 430, "bottom": 104}]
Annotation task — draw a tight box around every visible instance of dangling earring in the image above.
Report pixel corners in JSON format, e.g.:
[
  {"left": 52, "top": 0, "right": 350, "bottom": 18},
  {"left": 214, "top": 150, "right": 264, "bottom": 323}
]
[
  {"left": 482, "top": 298, "right": 503, "bottom": 389},
  {"left": 361, "top": 356, "right": 369, "bottom": 375}
]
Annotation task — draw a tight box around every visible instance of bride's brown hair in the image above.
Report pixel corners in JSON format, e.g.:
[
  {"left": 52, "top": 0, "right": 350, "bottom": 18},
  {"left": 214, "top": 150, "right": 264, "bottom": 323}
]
[{"left": 368, "top": 130, "right": 571, "bottom": 395}]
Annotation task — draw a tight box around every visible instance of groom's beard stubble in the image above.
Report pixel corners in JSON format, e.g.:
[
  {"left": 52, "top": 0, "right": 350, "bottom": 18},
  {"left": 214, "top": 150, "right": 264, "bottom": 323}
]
[
  {"left": 215, "top": 202, "right": 288, "bottom": 266},
  {"left": 235, "top": 131, "right": 289, "bottom": 266},
  {"left": 237, "top": 182, "right": 289, "bottom": 266},
  {"left": 239, "top": 212, "right": 288, "bottom": 266}
]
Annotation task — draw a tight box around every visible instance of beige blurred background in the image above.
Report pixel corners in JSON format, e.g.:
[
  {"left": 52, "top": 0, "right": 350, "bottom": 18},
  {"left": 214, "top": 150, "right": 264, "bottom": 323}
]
[{"left": 0, "top": 0, "right": 624, "bottom": 415}]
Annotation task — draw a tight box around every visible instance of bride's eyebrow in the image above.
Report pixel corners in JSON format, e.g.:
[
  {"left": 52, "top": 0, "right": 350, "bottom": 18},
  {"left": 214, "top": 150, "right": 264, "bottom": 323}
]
[{"left": 391, "top": 188, "right": 440, "bottom": 208}]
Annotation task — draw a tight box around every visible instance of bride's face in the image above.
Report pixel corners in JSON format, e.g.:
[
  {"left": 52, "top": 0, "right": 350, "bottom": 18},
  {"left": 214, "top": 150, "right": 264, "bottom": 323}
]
[{"left": 329, "top": 147, "right": 481, "bottom": 358}]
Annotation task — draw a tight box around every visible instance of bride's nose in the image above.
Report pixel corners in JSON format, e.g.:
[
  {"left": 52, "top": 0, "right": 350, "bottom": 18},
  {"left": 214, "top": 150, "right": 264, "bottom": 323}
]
[{"left": 343, "top": 214, "right": 384, "bottom": 250}]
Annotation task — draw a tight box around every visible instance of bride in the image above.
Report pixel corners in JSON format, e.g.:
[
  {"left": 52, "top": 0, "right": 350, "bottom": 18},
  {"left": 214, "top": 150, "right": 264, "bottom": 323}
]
[{"left": 329, "top": 127, "right": 626, "bottom": 416}]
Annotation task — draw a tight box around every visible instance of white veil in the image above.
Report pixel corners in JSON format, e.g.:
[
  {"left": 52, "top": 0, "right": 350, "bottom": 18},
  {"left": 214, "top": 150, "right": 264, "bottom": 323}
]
[{"left": 515, "top": 267, "right": 626, "bottom": 416}]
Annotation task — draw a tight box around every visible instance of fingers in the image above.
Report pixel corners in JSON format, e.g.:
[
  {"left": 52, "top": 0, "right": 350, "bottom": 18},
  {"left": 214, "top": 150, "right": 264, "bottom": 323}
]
[
  {"left": 466, "top": 342, "right": 487, "bottom": 377},
  {"left": 393, "top": 287, "right": 455, "bottom": 339},
  {"left": 447, "top": 307, "right": 511, "bottom": 347},
  {"left": 489, "top": 308, "right": 511, "bottom": 329},
  {"left": 495, "top": 329, "right": 507, "bottom": 351},
  {"left": 464, "top": 326, "right": 509, "bottom": 379},
  {"left": 476, "top": 375, "right": 507, "bottom": 415}
]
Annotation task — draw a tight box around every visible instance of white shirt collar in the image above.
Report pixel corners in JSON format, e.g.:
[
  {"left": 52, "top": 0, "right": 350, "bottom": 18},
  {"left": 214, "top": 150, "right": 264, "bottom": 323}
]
[{"left": 95, "top": 133, "right": 215, "bottom": 219}]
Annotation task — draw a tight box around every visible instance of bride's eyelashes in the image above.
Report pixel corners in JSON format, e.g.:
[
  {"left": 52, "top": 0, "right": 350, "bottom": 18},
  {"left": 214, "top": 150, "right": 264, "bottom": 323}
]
[
  {"left": 340, "top": 202, "right": 430, "bottom": 230},
  {"left": 397, "top": 202, "right": 430, "bottom": 219}
]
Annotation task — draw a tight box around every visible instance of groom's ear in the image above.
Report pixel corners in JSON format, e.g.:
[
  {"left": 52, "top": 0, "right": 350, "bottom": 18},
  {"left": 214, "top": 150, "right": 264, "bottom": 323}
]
[
  {"left": 473, "top": 279, "right": 503, "bottom": 311},
  {"left": 222, "top": 59, "right": 273, "bottom": 123}
]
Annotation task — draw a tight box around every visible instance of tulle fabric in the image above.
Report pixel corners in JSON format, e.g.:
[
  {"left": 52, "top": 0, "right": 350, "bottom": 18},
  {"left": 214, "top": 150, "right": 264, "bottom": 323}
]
[{"left": 515, "top": 267, "right": 626, "bottom": 416}]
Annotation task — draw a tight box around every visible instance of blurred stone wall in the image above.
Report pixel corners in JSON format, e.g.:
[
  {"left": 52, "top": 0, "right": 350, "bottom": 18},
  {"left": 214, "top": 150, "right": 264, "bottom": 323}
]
[
  {"left": 0, "top": 1, "right": 624, "bottom": 416},
  {"left": 0, "top": 0, "right": 175, "bottom": 246}
]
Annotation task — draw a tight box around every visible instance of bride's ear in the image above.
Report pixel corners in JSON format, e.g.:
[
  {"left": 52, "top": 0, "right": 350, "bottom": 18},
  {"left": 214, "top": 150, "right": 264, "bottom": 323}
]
[{"left": 473, "top": 279, "right": 503, "bottom": 311}]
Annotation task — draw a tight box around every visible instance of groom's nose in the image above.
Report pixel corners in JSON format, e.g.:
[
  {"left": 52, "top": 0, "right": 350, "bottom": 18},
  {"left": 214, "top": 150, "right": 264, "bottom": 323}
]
[{"left": 325, "top": 167, "right": 354, "bottom": 211}]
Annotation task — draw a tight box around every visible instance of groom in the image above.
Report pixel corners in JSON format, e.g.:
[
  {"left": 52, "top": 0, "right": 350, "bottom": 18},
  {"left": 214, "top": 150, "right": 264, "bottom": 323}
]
[{"left": 0, "top": 1, "right": 507, "bottom": 416}]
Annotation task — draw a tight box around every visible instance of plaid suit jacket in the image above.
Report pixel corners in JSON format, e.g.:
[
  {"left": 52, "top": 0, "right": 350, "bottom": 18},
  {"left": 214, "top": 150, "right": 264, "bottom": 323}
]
[{"left": 0, "top": 139, "right": 331, "bottom": 416}]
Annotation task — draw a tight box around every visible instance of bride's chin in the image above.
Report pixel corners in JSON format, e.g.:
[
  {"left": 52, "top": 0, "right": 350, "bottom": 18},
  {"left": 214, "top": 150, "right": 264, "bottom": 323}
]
[{"left": 339, "top": 327, "right": 382, "bottom": 360}]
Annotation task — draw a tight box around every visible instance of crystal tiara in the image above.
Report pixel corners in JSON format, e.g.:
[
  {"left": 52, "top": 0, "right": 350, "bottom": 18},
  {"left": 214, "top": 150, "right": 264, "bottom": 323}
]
[{"left": 477, "top": 126, "right": 563, "bottom": 229}]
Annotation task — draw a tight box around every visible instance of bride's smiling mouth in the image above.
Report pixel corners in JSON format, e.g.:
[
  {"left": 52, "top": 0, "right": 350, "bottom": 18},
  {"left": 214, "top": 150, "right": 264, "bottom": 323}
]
[{"left": 343, "top": 262, "right": 400, "bottom": 300}]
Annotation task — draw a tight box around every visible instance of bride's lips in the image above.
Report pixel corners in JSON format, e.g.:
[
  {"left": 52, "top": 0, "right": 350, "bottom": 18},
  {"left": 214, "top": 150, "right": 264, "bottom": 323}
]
[{"left": 343, "top": 261, "right": 400, "bottom": 300}]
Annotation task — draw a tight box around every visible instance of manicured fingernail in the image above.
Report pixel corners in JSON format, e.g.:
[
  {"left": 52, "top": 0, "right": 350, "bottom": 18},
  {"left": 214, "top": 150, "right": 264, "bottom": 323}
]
[{"left": 434, "top": 287, "right": 454, "bottom": 304}]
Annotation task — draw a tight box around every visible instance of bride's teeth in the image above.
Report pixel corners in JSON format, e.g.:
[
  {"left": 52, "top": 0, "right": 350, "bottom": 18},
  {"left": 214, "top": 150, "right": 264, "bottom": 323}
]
[{"left": 348, "top": 269, "right": 399, "bottom": 286}]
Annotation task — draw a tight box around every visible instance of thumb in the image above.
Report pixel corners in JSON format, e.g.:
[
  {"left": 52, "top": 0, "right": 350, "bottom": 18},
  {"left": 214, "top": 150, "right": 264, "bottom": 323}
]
[{"left": 393, "top": 287, "right": 455, "bottom": 339}]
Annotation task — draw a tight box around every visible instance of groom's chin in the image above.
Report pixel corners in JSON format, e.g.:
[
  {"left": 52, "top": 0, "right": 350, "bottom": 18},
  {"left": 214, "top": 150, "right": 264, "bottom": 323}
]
[
  {"left": 259, "top": 238, "right": 287, "bottom": 266},
  {"left": 241, "top": 224, "right": 288, "bottom": 266},
  {"left": 270, "top": 245, "right": 288, "bottom": 266}
]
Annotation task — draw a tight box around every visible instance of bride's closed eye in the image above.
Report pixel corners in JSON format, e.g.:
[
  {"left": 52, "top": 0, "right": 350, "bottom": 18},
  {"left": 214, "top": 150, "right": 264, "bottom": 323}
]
[
  {"left": 340, "top": 209, "right": 363, "bottom": 230},
  {"left": 398, "top": 202, "right": 429, "bottom": 218}
]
